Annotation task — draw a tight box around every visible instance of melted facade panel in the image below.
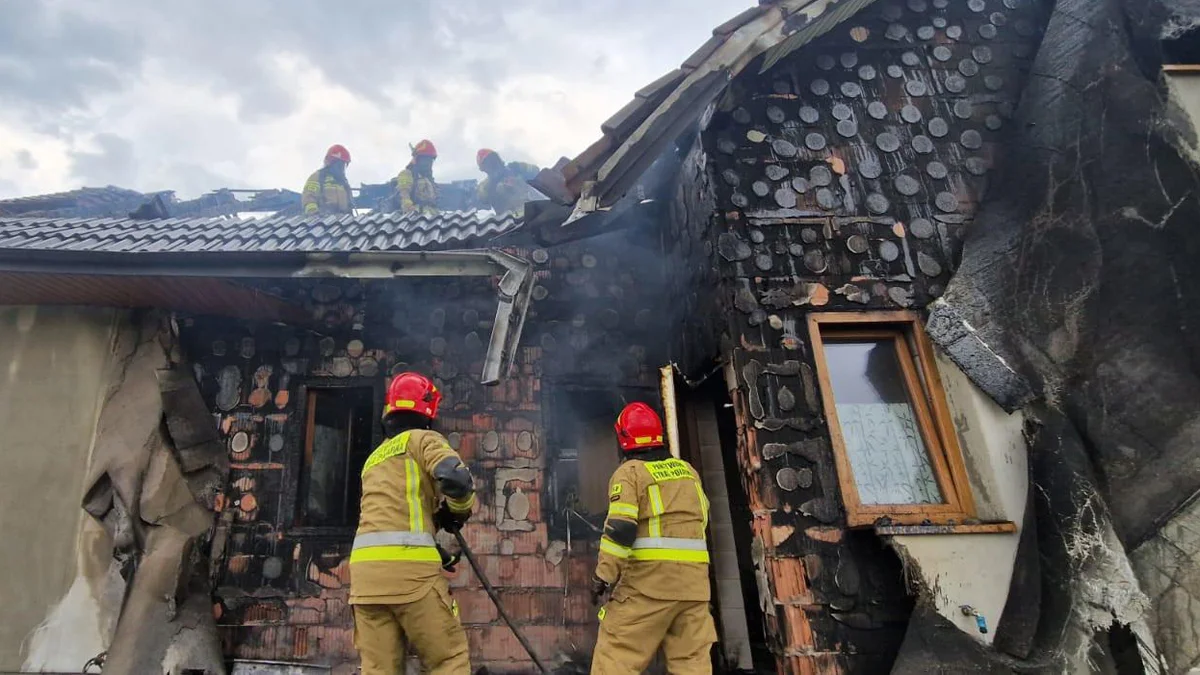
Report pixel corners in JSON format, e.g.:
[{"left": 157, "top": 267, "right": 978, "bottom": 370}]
[{"left": 699, "top": 0, "right": 1050, "bottom": 669}]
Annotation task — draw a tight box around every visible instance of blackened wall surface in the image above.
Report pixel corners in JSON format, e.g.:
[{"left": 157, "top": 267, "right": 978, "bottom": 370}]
[
  {"left": 665, "top": 137, "right": 725, "bottom": 380},
  {"left": 180, "top": 226, "right": 672, "bottom": 671},
  {"left": 699, "top": 0, "right": 1050, "bottom": 671}
]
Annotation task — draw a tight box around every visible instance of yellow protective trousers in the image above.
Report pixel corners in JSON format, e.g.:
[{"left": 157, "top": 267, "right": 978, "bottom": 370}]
[
  {"left": 591, "top": 587, "right": 717, "bottom": 675},
  {"left": 353, "top": 581, "right": 470, "bottom": 674}
]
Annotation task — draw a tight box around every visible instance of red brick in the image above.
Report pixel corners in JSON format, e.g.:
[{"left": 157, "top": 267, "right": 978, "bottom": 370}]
[
  {"left": 449, "top": 553, "right": 566, "bottom": 592},
  {"left": 242, "top": 601, "right": 286, "bottom": 625},
  {"left": 227, "top": 554, "right": 252, "bottom": 575},
  {"left": 771, "top": 557, "right": 813, "bottom": 606},
  {"left": 568, "top": 554, "right": 596, "bottom": 587},
  {"left": 293, "top": 626, "right": 310, "bottom": 659},
  {"left": 461, "top": 522, "right": 501, "bottom": 555},
  {"left": 564, "top": 592, "right": 595, "bottom": 625},
  {"left": 308, "top": 562, "right": 343, "bottom": 589},
  {"left": 458, "top": 436, "right": 479, "bottom": 463},
  {"left": 467, "top": 625, "right": 563, "bottom": 664},
  {"left": 501, "top": 524, "right": 548, "bottom": 555},
  {"left": 780, "top": 605, "right": 816, "bottom": 658},
  {"left": 494, "top": 589, "right": 564, "bottom": 624},
  {"left": 503, "top": 417, "right": 536, "bottom": 431},
  {"left": 325, "top": 597, "right": 353, "bottom": 625},
  {"left": 287, "top": 606, "right": 322, "bottom": 625},
  {"left": 486, "top": 554, "right": 564, "bottom": 589},
  {"left": 332, "top": 559, "right": 351, "bottom": 585},
  {"left": 455, "top": 588, "right": 499, "bottom": 625}
]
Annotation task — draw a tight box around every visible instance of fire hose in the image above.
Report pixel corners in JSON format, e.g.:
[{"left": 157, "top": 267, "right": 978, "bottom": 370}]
[{"left": 450, "top": 531, "right": 550, "bottom": 674}]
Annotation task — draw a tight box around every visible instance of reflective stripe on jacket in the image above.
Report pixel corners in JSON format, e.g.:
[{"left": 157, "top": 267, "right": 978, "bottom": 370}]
[
  {"left": 394, "top": 167, "right": 438, "bottom": 215},
  {"left": 596, "top": 456, "right": 711, "bottom": 602},
  {"left": 301, "top": 169, "right": 352, "bottom": 215},
  {"left": 349, "top": 429, "right": 474, "bottom": 604}
]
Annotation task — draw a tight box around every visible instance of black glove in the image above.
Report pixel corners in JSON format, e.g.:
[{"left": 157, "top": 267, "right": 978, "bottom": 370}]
[
  {"left": 433, "top": 501, "right": 467, "bottom": 534},
  {"left": 436, "top": 544, "right": 461, "bottom": 572},
  {"left": 590, "top": 576, "right": 610, "bottom": 606}
]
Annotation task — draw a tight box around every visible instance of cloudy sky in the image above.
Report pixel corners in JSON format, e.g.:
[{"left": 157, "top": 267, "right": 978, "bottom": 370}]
[{"left": 0, "top": 0, "right": 746, "bottom": 200}]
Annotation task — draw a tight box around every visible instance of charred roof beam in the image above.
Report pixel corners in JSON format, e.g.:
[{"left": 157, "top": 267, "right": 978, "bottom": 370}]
[{"left": 0, "top": 248, "right": 534, "bottom": 386}]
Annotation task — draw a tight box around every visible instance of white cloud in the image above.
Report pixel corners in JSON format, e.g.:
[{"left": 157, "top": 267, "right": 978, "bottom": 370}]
[{"left": 0, "top": 1, "right": 746, "bottom": 200}]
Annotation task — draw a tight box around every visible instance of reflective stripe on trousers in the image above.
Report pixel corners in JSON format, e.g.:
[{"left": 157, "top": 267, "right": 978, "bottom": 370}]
[
  {"left": 629, "top": 536, "right": 710, "bottom": 563},
  {"left": 350, "top": 530, "right": 441, "bottom": 563}
]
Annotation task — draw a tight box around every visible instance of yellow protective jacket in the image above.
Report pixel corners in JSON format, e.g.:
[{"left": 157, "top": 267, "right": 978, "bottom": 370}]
[
  {"left": 394, "top": 167, "right": 439, "bottom": 215},
  {"left": 596, "top": 456, "right": 711, "bottom": 602},
  {"left": 477, "top": 161, "right": 539, "bottom": 215},
  {"left": 349, "top": 429, "right": 475, "bottom": 605},
  {"left": 301, "top": 168, "right": 353, "bottom": 215}
]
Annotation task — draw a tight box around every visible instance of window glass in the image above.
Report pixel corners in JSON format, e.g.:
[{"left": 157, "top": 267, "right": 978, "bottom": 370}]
[{"left": 823, "top": 339, "right": 944, "bottom": 506}]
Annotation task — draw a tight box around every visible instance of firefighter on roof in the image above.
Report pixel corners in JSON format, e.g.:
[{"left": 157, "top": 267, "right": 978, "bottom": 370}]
[
  {"left": 350, "top": 372, "right": 475, "bottom": 674},
  {"left": 475, "top": 148, "right": 540, "bottom": 216},
  {"left": 590, "top": 402, "right": 717, "bottom": 674},
  {"left": 301, "top": 144, "right": 354, "bottom": 215},
  {"left": 391, "top": 140, "right": 440, "bottom": 215}
]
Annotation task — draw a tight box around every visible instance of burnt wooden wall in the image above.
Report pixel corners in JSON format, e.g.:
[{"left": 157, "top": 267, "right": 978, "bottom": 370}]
[
  {"left": 689, "top": 0, "right": 1052, "bottom": 671},
  {"left": 179, "top": 229, "right": 671, "bottom": 672}
]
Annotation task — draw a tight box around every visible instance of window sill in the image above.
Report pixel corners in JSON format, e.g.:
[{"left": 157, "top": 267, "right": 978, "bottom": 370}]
[{"left": 875, "top": 522, "right": 1017, "bottom": 536}]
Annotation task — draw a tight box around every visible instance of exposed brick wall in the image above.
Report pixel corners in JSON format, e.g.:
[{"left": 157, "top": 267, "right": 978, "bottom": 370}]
[
  {"left": 696, "top": 0, "right": 1051, "bottom": 671},
  {"left": 182, "top": 226, "right": 671, "bottom": 671}
]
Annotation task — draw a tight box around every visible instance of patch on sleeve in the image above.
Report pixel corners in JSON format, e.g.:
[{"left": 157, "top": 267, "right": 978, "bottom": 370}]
[{"left": 609, "top": 483, "right": 623, "bottom": 501}]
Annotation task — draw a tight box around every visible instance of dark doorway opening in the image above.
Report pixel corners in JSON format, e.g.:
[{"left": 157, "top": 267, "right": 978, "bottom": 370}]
[
  {"left": 675, "top": 375, "right": 772, "bottom": 673},
  {"left": 296, "top": 384, "right": 377, "bottom": 528}
]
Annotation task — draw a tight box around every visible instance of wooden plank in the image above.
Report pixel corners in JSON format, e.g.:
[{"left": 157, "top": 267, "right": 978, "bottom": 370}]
[
  {"left": 808, "top": 310, "right": 920, "bottom": 326},
  {"left": 298, "top": 390, "right": 319, "bottom": 526},
  {"left": 913, "top": 322, "right": 978, "bottom": 517},
  {"left": 891, "top": 332, "right": 969, "bottom": 521}
]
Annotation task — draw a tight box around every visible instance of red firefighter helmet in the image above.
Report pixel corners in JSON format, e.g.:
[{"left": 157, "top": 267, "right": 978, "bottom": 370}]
[
  {"left": 411, "top": 139, "right": 438, "bottom": 159},
  {"left": 383, "top": 372, "right": 442, "bottom": 420},
  {"left": 476, "top": 148, "right": 498, "bottom": 169},
  {"left": 325, "top": 144, "right": 351, "bottom": 165},
  {"left": 614, "top": 402, "right": 665, "bottom": 452}
]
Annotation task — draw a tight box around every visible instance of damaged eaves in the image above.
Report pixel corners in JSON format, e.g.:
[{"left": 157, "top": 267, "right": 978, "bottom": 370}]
[
  {"left": 559, "top": 0, "right": 880, "bottom": 217},
  {"left": 0, "top": 246, "right": 534, "bottom": 386}
]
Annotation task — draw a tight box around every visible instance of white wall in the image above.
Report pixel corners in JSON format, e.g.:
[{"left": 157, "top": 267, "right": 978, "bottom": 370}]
[
  {"left": 0, "top": 306, "right": 119, "bottom": 670},
  {"left": 888, "top": 350, "right": 1028, "bottom": 643},
  {"left": 1167, "top": 70, "right": 1200, "bottom": 160}
]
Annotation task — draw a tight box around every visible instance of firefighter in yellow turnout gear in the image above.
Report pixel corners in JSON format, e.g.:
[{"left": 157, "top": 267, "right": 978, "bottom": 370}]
[
  {"left": 475, "top": 148, "right": 540, "bottom": 216},
  {"left": 350, "top": 372, "right": 475, "bottom": 674},
  {"left": 391, "top": 139, "right": 440, "bottom": 215},
  {"left": 591, "top": 402, "right": 717, "bottom": 674},
  {"left": 301, "top": 144, "right": 354, "bottom": 215}
]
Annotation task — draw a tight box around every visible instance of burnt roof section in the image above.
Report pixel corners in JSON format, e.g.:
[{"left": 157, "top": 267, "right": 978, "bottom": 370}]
[
  {"left": 0, "top": 210, "right": 522, "bottom": 255},
  {"left": 557, "top": 0, "right": 877, "bottom": 211},
  {"left": 0, "top": 186, "right": 157, "bottom": 218},
  {"left": 0, "top": 185, "right": 308, "bottom": 219}
]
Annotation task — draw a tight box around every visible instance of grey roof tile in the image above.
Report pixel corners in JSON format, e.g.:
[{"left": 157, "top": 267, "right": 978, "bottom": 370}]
[{"left": 0, "top": 210, "right": 523, "bottom": 256}]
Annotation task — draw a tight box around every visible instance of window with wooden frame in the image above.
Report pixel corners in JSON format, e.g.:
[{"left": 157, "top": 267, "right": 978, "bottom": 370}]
[
  {"left": 295, "top": 384, "right": 378, "bottom": 528},
  {"left": 807, "top": 311, "right": 975, "bottom": 527}
]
